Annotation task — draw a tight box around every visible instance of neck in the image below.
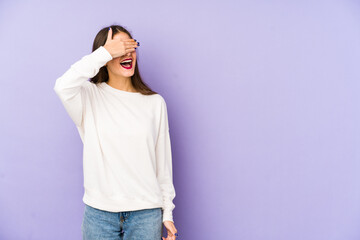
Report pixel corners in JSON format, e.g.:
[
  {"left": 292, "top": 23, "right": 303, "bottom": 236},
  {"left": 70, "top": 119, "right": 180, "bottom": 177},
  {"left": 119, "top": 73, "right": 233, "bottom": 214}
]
[{"left": 107, "top": 73, "right": 136, "bottom": 92}]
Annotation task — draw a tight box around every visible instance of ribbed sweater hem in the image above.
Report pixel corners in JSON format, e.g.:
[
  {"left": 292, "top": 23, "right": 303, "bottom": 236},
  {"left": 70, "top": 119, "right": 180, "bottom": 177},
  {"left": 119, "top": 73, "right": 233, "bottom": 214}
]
[{"left": 82, "top": 189, "right": 164, "bottom": 213}]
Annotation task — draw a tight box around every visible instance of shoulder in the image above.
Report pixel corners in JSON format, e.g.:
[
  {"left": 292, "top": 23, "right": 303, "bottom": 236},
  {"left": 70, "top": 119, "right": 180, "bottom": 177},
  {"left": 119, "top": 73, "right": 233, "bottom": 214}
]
[
  {"left": 152, "top": 93, "right": 168, "bottom": 108},
  {"left": 148, "top": 93, "right": 165, "bottom": 103},
  {"left": 146, "top": 94, "right": 168, "bottom": 115}
]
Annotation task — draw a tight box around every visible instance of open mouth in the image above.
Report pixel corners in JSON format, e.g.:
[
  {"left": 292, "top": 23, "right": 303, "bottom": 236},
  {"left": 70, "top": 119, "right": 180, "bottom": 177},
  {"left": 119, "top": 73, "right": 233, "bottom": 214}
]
[{"left": 120, "top": 58, "right": 133, "bottom": 69}]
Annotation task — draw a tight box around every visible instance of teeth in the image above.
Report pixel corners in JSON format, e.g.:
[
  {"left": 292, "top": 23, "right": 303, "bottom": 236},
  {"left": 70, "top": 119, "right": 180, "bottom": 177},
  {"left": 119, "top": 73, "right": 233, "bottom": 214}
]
[{"left": 121, "top": 59, "right": 132, "bottom": 63}]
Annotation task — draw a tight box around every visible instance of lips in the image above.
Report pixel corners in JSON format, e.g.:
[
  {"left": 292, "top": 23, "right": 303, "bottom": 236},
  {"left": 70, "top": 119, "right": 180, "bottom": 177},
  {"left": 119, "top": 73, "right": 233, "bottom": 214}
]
[{"left": 120, "top": 58, "right": 133, "bottom": 69}]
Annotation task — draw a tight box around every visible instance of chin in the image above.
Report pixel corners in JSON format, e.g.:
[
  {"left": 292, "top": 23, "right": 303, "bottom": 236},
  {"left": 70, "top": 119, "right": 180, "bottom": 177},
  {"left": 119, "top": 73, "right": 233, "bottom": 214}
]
[{"left": 120, "top": 71, "right": 135, "bottom": 77}]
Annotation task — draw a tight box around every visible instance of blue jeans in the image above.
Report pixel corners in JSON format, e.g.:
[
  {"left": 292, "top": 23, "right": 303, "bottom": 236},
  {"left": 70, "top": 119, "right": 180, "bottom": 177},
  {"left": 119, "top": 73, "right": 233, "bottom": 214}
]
[{"left": 82, "top": 204, "right": 163, "bottom": 240}]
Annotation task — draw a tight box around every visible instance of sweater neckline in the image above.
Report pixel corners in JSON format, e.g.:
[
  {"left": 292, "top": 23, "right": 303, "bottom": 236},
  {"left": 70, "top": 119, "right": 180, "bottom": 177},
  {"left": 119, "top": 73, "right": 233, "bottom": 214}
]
[{"left": 101, "top": 82, "right": 142, "bottom": 95}]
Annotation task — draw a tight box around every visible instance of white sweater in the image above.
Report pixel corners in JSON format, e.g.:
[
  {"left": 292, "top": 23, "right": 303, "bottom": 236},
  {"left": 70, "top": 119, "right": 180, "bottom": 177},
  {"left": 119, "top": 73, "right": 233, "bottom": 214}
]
[{"left": 53, "top": 46, "right": 176, "bottom": 223}]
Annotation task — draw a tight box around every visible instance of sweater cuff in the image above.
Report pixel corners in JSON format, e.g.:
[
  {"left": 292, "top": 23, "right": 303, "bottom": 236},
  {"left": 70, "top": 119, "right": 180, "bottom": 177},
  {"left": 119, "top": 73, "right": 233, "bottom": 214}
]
[
  {"left": 163, "top": 210, "right": 174, "bottom": 223},
  {"left": 91, "top": 46, "right": 113, "bottom": 64}
]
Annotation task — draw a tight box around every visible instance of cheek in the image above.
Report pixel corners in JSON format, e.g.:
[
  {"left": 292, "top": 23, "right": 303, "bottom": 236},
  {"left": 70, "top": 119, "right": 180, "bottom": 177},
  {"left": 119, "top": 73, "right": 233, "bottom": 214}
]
[
  {"left": 108, "top": 59, "right": 118, "bottom": 66},
  {"left": 108, "top": 61, "right": 122, "bottom": 71}
]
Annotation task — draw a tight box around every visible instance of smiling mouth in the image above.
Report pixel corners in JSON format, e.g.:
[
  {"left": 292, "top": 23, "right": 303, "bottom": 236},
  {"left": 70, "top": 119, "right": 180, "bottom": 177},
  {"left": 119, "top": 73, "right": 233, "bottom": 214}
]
[{"left": 120, "top": 59, "right": 133, "bottom": 69}]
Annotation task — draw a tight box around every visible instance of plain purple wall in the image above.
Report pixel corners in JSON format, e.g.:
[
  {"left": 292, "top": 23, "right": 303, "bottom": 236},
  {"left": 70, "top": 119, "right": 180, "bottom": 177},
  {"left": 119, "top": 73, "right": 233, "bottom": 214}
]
[{"left": 1, "top": 0, "right": 359, "bottom": 239}]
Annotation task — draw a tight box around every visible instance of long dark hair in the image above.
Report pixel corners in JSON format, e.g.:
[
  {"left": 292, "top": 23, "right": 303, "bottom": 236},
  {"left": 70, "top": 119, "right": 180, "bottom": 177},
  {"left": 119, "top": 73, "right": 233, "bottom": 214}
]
[{"left": 90, "top": 24, "right": 157, "bottom": 95}]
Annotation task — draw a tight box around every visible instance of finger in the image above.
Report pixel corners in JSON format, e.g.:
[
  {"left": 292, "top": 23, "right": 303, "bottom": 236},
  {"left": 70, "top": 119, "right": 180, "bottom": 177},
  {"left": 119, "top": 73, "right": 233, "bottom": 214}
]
[
  {"left": 123, "top": 39, "right": 139, "bottom": 48},
  {"left": 125, "top": 48, "right": 136, "bottom": 54},
  {"left": 124, "top": 42, "right": 139, "bottom": 48},
  {"left": 168, "top": 226, "right": 177, "bottom": 236},
  {"left": 107, "top": 27, "right": 112, "bottom": 42},
  {"left": 127, "top": 45, "right": 138, "bottom": 50},
  {"left": 122, "top": 38, "right": 137, "bottom": 42},
  {"left": 125, "top": 43, "right": 137, "bottom": 49}
]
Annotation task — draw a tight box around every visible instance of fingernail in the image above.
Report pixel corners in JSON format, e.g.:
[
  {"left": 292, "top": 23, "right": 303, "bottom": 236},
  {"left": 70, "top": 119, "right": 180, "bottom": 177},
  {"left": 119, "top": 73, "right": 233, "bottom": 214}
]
[
  {"left": 134, "top": 39, "right": 137, "bottom": 41},
  {"left": 137, "top": 42, "right": 140, "bottom": 46},
  {"left": 108, "top": 27, "right": 111, "bottom": 30},
  {"left": 175, "top": 233, "right": 179, "bottom": 236}
]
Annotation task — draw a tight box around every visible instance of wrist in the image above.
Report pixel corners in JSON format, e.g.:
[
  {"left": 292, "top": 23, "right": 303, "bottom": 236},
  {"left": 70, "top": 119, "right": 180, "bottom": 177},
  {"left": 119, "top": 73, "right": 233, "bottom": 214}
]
[{"left": 103, "top": 45, "right": 113, "bottom": 58}]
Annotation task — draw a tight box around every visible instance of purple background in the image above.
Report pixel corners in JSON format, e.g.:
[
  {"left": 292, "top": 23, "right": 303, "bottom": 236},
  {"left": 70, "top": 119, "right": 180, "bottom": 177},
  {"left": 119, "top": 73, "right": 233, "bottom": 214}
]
[{"left": 1, "top": 0, "right": 360, "bottom": 239}]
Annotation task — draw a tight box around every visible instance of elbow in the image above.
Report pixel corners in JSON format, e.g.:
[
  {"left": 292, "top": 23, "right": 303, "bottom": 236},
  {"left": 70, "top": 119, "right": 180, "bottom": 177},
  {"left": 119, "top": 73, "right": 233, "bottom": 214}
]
[
  {"left": 53, "top": 78, "right": 63, "bottom": 94},
  {"left": 53, "top": 85, "right": 59, "bottom": 94}
]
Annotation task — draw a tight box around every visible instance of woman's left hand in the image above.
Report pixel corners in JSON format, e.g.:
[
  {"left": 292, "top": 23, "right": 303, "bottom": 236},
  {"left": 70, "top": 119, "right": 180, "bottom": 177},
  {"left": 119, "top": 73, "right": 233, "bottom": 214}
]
[{"left": 162, "top": 220, "right": 178, "bottom": 240}]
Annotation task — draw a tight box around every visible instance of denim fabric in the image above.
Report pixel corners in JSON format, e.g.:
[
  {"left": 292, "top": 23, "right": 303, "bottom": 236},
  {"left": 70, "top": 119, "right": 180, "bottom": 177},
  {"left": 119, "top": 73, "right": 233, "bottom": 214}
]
[{"left": 82, "top": 204, "right": 163, "bottom": 240}]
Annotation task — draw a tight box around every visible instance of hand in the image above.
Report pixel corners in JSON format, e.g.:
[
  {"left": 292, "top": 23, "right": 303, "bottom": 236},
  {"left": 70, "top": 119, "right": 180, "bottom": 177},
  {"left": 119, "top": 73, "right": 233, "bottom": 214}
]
[
  {"left": 162, "top": 220, "right": 178, "bottom": 240},
  {"left": 103, "top": 27, "right": 138, "bottom": 59}
]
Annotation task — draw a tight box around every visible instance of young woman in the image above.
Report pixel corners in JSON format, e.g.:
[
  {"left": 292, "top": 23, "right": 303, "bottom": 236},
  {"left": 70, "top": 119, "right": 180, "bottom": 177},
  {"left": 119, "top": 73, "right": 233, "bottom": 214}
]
[{"left": 54, "top": 25, "right": 178, "bottom": 240}]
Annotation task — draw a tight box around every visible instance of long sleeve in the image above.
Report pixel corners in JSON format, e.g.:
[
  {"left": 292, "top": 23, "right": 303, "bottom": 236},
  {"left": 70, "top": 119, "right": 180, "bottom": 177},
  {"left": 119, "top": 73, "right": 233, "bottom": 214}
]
[
  {"left": 53, "top": 46, "right": 113, "bottom": 127},
  {"left": 155, "top": 97, "right": 176, "bottom": 223}
]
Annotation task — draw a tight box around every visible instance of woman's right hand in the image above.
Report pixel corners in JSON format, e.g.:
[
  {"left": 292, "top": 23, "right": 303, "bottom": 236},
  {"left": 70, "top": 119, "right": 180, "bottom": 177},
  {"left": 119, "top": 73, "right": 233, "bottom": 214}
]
[{"left": 103, "top": 28, "right": 138, "bottom": 59}]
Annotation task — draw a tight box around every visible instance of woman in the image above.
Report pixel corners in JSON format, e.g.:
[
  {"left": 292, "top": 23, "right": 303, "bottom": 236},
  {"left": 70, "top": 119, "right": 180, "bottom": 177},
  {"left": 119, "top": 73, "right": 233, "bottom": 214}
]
[{"left": 54, "top": 25, "right": 178, "bottom": 240}]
